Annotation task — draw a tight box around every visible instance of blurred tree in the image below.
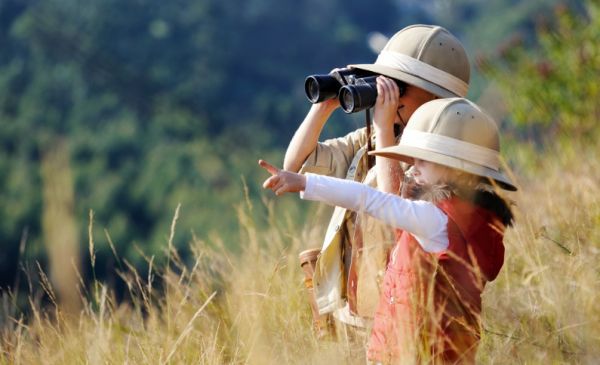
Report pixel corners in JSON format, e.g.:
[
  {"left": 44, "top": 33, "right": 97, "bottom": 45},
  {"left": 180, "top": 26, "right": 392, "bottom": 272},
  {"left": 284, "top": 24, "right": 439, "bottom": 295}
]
[
  {"left": 1, "top": 0, "right": 583, "bottom": 295},
  {"left": 0, "top": 0, "right": 399, "bottom": 289},
  {"left": 423, "top": 0, "right": 573, "bottom": 98},
  {"left": 479, "top": 1, "right": 600, "bottom": 141}
]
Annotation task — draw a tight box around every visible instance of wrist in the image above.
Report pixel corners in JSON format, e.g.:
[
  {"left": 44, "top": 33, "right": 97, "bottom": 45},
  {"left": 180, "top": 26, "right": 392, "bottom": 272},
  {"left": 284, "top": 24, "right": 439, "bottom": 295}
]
[
  {"left": 374, "top": 128, "right": 396, "bottom": 149},
  {"left": 374, "top": 124, "right": 395, "bottom": 138},
  {"left": 311, "top": 101, "right": 338, "bottom": 114},
  {"left": 374, "top": 123, "right": 394, "bottom": 133}
]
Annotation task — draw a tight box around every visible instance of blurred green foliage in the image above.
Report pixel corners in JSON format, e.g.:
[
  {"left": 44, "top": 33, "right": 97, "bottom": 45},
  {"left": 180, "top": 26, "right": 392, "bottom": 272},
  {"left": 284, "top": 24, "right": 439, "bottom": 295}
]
[
  {"left": 480, "top": 1, "right": 599, "bottom": 141},
  {"left": 0, "top": 0, "right": 401, "bottom": 285},
  {"left": 0, "top": 0, "right": 574, "bottom": 288}
]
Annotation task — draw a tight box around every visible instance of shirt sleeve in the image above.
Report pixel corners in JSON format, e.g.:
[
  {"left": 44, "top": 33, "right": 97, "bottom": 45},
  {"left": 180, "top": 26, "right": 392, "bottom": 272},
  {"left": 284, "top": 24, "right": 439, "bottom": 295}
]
[
  {"left": 301, "top": 173, "right": 449, "bottom": 252},
  {"left": 299, "top": 128, "right": 367, "bottom": 179}
]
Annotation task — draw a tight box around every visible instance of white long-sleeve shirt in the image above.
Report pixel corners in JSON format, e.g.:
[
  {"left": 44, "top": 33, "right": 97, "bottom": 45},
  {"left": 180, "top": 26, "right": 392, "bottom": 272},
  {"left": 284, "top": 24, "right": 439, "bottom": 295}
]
[{"left": 301, "top": 173, "right": 449, "bottom": 252}]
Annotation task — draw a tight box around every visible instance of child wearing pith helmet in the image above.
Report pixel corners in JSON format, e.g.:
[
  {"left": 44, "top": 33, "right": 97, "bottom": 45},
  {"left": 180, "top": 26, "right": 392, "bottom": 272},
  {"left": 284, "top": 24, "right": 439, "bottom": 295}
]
[{"left": 259, "top": 97, "right": 516, "bottom": 364}]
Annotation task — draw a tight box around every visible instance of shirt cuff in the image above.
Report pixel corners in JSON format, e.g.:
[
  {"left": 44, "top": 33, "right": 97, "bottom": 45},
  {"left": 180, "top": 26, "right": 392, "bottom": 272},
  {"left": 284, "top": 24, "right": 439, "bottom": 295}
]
[{"left": 299, "top": 173, "right": 317, "bottom": 200}]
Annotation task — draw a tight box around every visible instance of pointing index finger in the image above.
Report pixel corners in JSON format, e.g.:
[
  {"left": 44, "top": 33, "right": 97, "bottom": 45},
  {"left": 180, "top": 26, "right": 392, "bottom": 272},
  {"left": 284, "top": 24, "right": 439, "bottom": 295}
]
[{"left": 258, "top": 159, "right": 280, "bottom": 175}]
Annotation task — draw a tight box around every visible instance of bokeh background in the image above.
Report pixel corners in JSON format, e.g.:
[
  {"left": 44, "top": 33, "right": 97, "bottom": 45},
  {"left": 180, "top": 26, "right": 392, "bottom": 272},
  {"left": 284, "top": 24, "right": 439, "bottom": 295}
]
[{"left": 1, "top": 0, "right": 599, "bottom": 363}]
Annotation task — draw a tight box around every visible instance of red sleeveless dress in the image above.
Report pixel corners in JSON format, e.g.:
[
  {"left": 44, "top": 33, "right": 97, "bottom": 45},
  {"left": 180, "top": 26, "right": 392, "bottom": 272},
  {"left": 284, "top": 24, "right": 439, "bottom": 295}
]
[{"left": 367, "top": 196, "right": 506, "bottom": 364}]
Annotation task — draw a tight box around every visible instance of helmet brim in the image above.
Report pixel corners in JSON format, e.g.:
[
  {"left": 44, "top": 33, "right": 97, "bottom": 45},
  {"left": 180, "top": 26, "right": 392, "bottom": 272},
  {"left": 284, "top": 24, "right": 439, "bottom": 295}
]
[{"left": 369, "top": 145, "right": 517, "bottom": 191}]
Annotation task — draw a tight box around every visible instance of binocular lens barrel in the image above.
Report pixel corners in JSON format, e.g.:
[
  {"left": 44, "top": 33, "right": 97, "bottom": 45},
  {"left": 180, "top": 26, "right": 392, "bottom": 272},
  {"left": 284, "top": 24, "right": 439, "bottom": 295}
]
[
  {"left": 304, "top": 75, "right": 341, "bottom": 103},
  {"left": 339, "top": 76, "right": 378, "bottom": 114},
  {"left": 305, "top": 70, "right": 405, "bottom": 113}
]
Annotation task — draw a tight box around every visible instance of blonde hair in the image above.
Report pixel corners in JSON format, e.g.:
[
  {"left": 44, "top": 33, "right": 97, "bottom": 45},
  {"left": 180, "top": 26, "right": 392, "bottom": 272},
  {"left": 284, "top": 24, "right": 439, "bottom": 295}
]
[{"left": 445, "top": 168, "right": 484, "bottom": 190}]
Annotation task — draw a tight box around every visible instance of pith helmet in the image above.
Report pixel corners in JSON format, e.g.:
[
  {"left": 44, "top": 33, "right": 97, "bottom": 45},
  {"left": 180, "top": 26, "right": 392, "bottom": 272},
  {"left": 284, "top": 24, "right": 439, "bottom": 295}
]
[
  {"left": 369, "top": 98, "right": 517, "bottom": 191},
  {"left": 350, "top": 25, "right": 470, "bottom": 98}
]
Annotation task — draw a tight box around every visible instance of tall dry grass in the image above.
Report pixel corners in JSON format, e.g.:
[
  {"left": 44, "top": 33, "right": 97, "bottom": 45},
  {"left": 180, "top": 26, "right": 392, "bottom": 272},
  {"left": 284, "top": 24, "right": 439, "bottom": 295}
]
[
  {"left": 1, "top": 141, "right": 599, "bottom": 364},
  {"left": 478, "top": 141, "right": 600, "bottom": 364}
]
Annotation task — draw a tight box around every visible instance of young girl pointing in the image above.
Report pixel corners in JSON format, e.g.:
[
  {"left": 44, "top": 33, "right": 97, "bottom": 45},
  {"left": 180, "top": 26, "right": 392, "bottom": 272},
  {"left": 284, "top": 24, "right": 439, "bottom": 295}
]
[{"left": 259, "top": 98, "right": 516, "bottom": 364}]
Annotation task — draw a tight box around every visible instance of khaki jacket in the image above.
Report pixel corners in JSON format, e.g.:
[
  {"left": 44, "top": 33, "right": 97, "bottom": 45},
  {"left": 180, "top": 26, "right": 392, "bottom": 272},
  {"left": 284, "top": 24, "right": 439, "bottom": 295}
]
[{"left": 300, "top": 128, "right": 396, "bottom": 319}]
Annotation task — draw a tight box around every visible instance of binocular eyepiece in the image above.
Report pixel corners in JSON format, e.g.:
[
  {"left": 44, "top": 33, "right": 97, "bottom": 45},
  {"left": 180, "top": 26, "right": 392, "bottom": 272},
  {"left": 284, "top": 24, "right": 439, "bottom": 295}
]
[{"left": 304, "top": 68, "right": 406, "bottom": 114}]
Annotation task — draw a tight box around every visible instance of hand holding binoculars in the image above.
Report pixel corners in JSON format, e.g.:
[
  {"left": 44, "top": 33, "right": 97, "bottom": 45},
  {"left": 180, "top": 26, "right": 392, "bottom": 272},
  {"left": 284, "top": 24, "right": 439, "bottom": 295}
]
[{"left": 304, "top": 68, "right": 406, "bottom": 114}]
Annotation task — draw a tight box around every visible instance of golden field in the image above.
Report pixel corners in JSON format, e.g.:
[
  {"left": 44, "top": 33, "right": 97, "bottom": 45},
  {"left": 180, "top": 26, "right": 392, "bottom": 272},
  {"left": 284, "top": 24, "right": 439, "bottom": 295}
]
[{"left": 1, "top": 138, "right": 599, "bottom": 365}]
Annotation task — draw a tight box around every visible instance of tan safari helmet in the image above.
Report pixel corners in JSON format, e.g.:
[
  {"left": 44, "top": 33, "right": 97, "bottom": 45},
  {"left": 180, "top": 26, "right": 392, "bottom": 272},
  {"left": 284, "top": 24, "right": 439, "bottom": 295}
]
[
  {"left": 369, "top": 98, "right": 517, "bottom": 191},
  {"left": 350, "top": 25, "right": 470, "bottom": 98}
]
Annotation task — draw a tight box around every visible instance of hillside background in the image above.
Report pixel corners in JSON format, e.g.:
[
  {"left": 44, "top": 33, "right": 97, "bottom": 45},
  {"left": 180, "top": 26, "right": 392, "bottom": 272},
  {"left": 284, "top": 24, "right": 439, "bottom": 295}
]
[
  {"left": 0, "top": 0, "right": 578, "bottom": 287},
  {"left": 1, "top": 0, "right": 599, "bottom": 363}
]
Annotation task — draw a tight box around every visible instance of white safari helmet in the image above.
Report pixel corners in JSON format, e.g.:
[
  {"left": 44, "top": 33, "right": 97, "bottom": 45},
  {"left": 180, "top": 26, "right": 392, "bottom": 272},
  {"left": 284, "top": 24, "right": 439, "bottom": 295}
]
[
  {"left": 350, "top": 24, "right": 470, "bottom": 98},
  {"left": 370, "top": 98, "right": 517, "bottom": 191}
]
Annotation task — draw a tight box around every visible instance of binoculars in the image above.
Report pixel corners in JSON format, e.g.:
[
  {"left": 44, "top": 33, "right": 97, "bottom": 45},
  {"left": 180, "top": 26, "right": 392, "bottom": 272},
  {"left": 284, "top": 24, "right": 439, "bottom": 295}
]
[{"left": 304, "top": 68, "right": 406, "bottom": 114}]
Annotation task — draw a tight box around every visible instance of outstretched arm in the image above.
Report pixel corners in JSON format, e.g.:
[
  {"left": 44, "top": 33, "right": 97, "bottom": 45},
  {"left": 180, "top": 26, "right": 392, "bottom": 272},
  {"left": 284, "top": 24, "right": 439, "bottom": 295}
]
[
  {"left": 258, "top": 160, "right": 448, "bottom": 252},
  {"left": 302, "top": 173, "right": 449, "bottom": 253}
]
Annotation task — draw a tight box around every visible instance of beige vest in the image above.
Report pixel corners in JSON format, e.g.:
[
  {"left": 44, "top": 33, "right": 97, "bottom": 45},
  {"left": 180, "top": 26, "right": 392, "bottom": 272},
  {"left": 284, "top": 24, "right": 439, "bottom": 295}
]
[{"left": 302, "top": 133, "right": 396, "bottom": 319}]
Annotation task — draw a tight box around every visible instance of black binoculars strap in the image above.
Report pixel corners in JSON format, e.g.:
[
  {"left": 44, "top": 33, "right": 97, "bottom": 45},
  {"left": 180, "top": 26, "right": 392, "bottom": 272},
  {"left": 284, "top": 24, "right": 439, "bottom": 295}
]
[{"left": 365, "top": 108, "right": 375, "bottom": 170}]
